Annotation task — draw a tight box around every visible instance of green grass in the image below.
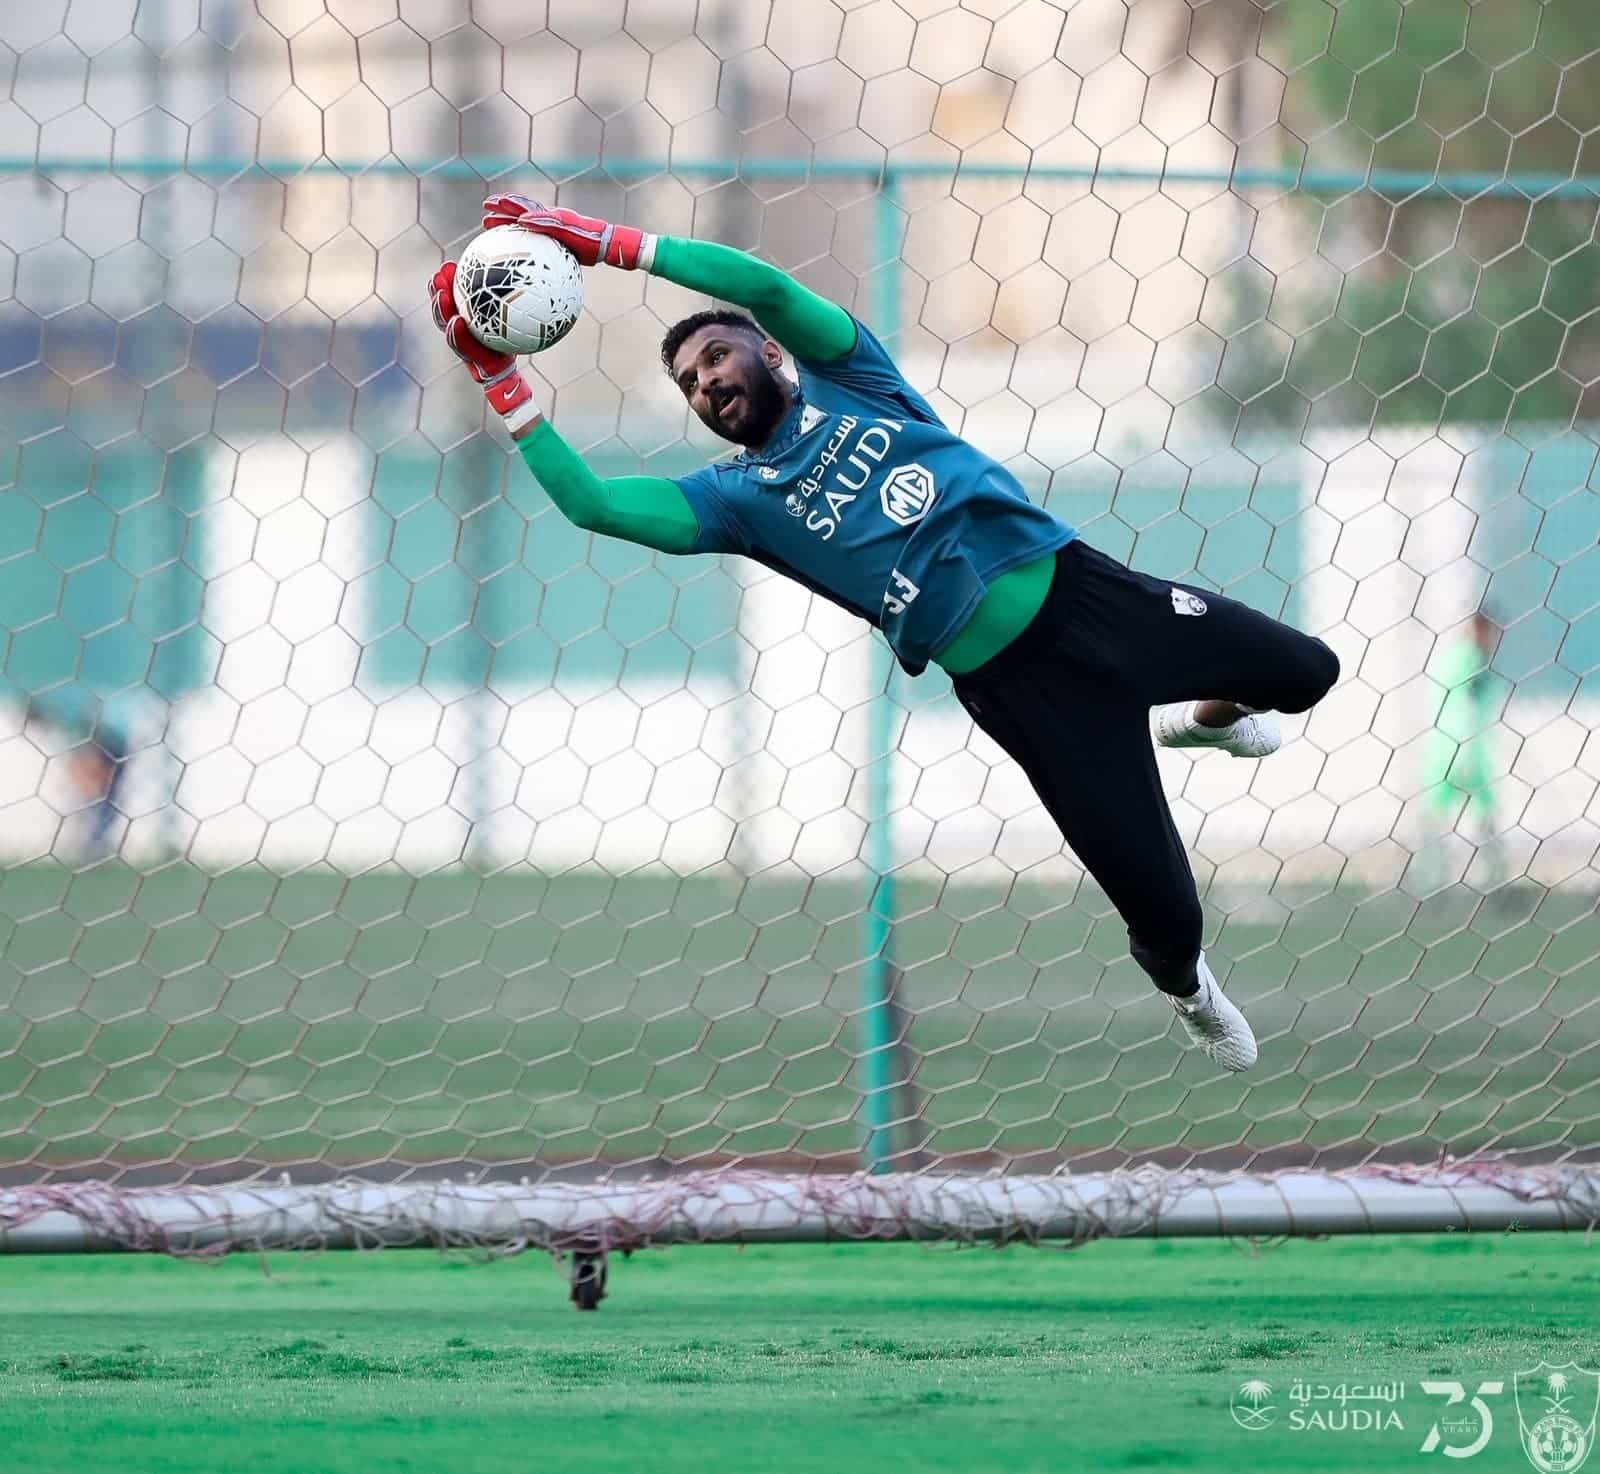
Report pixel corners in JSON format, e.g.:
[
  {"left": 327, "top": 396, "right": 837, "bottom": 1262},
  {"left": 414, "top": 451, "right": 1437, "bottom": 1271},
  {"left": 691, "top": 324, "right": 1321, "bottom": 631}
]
[
  {"left": 0, "top": 1236, "right": 1593, "bottom": 1472},
  {"left": 2, "top": 864, "right": 1597, "bottom": 1176}
]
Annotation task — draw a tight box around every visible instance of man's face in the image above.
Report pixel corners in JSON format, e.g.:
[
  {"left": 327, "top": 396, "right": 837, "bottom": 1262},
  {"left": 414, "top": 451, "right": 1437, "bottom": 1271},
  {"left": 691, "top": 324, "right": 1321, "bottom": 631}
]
[{"left": 671, "top": 324, "right": 790, "bottom": 447}]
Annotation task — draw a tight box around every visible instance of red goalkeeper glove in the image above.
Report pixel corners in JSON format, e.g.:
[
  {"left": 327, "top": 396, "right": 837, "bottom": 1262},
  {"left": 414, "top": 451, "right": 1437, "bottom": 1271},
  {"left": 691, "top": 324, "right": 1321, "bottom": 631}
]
[
  {"left": 480, "top": 193, "right": 652, "bottom": 271},
  {"left": 428, "top": 261, "right": 540, "bottom": 433}
]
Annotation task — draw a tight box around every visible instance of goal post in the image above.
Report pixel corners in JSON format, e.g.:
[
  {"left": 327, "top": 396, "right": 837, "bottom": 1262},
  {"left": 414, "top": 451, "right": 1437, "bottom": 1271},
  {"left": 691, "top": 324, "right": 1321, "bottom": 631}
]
[
  {"left": 1, "top": 2, "right": 1598, "bottom": 1271},
  {"left": 4, "top": 1164, "right": 1598, "bottom": 1256}
]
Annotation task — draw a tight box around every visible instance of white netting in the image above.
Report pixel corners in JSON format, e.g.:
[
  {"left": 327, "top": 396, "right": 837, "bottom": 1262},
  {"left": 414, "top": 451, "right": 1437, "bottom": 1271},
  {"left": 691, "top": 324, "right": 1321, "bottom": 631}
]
[{"left": 0, "top": 1, "right": 1597, "bottom": 1242}]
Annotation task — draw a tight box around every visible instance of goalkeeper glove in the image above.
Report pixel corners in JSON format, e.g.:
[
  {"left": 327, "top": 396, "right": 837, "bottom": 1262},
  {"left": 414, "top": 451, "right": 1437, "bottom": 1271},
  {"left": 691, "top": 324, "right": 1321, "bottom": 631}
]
[
  {"left": 480, "top": 193, "right": 653, "bottom": 271},
  {"left": 428, "top": 260, "right": 540, "bottom": 434}
]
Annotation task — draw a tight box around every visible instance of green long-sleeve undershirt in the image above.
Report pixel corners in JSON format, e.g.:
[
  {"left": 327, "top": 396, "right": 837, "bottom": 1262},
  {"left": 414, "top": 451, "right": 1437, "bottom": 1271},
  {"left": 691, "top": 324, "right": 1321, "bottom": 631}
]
[{"left": 513, "top": 235, "right": 1053, "bottom": 675}]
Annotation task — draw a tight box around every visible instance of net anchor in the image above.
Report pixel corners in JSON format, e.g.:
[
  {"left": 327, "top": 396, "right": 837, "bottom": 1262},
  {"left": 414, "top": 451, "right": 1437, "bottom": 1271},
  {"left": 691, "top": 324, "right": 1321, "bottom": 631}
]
[{"left": 566, "top": 1248, "right": 608, "bottom": 1311}]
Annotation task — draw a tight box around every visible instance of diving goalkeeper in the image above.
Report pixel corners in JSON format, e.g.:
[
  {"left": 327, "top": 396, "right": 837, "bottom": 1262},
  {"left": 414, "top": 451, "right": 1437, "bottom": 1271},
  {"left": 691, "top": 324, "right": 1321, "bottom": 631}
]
[{"left": 427, "top": 195, "right": 1341, "bottom": 1073}]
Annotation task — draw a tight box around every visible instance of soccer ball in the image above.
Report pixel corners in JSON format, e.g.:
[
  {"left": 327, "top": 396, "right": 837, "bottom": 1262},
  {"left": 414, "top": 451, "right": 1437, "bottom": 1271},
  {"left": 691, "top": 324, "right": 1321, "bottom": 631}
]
[{"left": 456, "top": 224, "right": 585, "bottom": 356}]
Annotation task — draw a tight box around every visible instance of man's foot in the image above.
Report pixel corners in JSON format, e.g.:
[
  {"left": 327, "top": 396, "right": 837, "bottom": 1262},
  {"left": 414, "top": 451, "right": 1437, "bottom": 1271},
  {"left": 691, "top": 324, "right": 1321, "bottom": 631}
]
[
  {"left": 1169, "top": 954, "right": 1258, "bottom": 1071},
  {"left": 1155, "top": 701, "right": 1281, "bottom": 758}
]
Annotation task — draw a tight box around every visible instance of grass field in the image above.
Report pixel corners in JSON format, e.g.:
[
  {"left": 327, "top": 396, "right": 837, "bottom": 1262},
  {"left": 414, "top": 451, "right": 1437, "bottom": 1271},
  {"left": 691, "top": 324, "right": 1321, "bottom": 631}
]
[
  {"left": 2, "top": 864, "right": 1597, "bottom": 1178},
  {"left": 0, "top": 1236, "right": 1593, "bottom": 1473}
]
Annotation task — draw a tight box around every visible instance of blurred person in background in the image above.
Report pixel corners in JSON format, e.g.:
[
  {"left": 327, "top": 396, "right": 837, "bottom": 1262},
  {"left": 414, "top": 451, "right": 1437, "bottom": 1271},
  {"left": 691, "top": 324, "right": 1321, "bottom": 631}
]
[
  {"left": 25, "top": 700, "right": 131, "bottom": 864},
  {"left": 1422, "top": 610, "right": 1502, "bottom": 891}
]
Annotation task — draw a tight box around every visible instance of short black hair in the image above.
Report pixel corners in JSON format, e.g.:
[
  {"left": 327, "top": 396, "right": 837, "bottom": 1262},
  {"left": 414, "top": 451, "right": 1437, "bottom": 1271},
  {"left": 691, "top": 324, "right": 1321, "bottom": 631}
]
[{"left": 660, "top": 308, "right": 765, "bottom": 379}]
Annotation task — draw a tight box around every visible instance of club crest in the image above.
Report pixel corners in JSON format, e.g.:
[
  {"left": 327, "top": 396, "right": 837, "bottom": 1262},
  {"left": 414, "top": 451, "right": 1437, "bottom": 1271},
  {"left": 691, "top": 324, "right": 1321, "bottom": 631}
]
[
  {"left": 1170, "top": 587, "right": 1207, "bottom": 617},
  {"left": 1516, "top": 1363, "right": 1600, "bottom": 1473}
]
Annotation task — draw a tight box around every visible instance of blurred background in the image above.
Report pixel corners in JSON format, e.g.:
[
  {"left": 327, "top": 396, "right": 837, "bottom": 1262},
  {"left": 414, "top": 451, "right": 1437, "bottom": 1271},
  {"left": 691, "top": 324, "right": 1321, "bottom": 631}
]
[{"left": 0, "top": 0, "right": 1596, "bottom": 1186}]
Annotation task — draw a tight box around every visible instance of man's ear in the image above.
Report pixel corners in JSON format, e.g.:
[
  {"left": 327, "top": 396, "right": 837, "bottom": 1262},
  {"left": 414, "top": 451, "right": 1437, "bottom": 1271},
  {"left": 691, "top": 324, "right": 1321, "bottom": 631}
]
[{"left": 761, "top": 338, "right": 784, "bottom": 370}]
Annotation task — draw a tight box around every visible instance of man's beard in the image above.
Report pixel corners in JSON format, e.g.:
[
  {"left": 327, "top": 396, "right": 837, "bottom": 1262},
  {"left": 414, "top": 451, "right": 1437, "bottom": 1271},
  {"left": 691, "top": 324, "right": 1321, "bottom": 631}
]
[{"left": 716, "top": 369, "right": 789, "bottom": 447}]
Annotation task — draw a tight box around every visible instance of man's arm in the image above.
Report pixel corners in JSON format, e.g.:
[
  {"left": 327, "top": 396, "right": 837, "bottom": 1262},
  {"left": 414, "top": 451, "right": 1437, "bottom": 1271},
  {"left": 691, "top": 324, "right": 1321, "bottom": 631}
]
[
  {"left": 429, "top": 261, "right": 704, "bottom": 556},
  {"left": 511, "top": 417, "right": 700, "bottom": 555},
  {"left": 480, "top": 195, "right": 858, "bottom": 363},
  {"left": 648, "top": 237, "right": 857, "bottom": 363}
]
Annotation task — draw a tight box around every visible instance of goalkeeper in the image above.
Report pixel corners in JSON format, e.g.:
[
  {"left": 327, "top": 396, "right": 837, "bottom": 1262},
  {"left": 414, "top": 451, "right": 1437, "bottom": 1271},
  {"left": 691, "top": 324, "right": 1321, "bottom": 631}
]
[{"left": 428, "top": 196, "right": 1341, "bottom": 1073}]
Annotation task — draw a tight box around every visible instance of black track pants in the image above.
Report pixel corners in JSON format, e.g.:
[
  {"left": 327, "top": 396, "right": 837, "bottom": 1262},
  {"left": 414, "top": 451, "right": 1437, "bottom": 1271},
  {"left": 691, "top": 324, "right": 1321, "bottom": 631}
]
[{"left": 950, "top": 540, "right": 1340, "bottom": 995}]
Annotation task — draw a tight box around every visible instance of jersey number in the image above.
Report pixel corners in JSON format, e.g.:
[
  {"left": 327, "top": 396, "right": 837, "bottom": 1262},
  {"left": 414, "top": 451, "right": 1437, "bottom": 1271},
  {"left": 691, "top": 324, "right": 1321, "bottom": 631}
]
[{"left": 883, "top": 569, "right": 920, "bottom": 617}]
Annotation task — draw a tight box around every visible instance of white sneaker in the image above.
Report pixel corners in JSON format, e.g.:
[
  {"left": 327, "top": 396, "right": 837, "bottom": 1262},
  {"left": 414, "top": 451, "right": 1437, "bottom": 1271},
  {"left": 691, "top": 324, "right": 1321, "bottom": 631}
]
[
  {"left": 1169, "top": 954, "right": 1258, "bottom": 1071},
  {"left": 1155, "top": 701, "right": 1281, "bottom": 758}
]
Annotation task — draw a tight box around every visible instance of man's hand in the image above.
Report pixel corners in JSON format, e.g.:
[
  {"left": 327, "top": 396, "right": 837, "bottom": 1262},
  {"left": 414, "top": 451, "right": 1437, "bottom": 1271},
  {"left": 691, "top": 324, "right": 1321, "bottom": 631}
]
[
  {"left": 429, "top": 261, "right": 540, "bottom": 434},
  {"left": 481, "top": 193, "right": 650, "bottom": 271}
]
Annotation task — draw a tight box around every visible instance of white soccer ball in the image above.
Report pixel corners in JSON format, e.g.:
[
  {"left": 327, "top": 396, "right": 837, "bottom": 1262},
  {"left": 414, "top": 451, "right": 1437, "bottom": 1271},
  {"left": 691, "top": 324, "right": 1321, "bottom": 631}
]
[{"left": 456, "top": 224, "right": 585, "bottom": 356}]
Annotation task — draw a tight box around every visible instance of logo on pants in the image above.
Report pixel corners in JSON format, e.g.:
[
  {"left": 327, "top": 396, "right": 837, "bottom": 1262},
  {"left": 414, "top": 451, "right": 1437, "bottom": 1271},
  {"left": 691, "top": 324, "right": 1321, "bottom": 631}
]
[{"left": 1171, "top": 587, "right": 1207, "bottom": 616}]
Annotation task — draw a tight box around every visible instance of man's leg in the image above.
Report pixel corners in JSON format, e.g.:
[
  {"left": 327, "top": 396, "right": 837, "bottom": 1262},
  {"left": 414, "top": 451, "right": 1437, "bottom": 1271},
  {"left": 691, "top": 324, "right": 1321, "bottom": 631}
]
[
  {"left": 951, "top": 673, "right": 1257, "bottom": 1071},
  {"left": 1145, "top": 581, "right": 1338, "bottom": 715},
  {"left": 1149, "top": 580, "right": 1339, "bottom": 756},
  {"left": 1044, "top": 542, "right": 1339, "bottom": 753}
]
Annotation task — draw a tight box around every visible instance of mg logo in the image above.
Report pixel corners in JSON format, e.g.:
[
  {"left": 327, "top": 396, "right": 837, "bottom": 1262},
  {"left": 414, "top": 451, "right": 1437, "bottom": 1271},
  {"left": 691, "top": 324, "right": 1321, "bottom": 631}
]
[{"left": 880, "top": 462, "right": 936, "bottom": 527}]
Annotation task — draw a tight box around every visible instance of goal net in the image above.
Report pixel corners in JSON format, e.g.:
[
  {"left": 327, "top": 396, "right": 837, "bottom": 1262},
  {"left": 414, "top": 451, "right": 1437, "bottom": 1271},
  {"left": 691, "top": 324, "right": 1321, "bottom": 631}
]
[{"left": 1, "top": 0, "right": 1597, "bottom": 1259}]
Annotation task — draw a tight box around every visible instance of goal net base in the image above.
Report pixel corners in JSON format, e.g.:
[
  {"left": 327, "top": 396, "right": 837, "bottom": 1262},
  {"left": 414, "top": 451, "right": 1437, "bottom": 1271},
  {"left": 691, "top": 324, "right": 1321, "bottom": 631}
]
[{"left": 2, "top": 1162, "right": 1594, "bottom": 1257}]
